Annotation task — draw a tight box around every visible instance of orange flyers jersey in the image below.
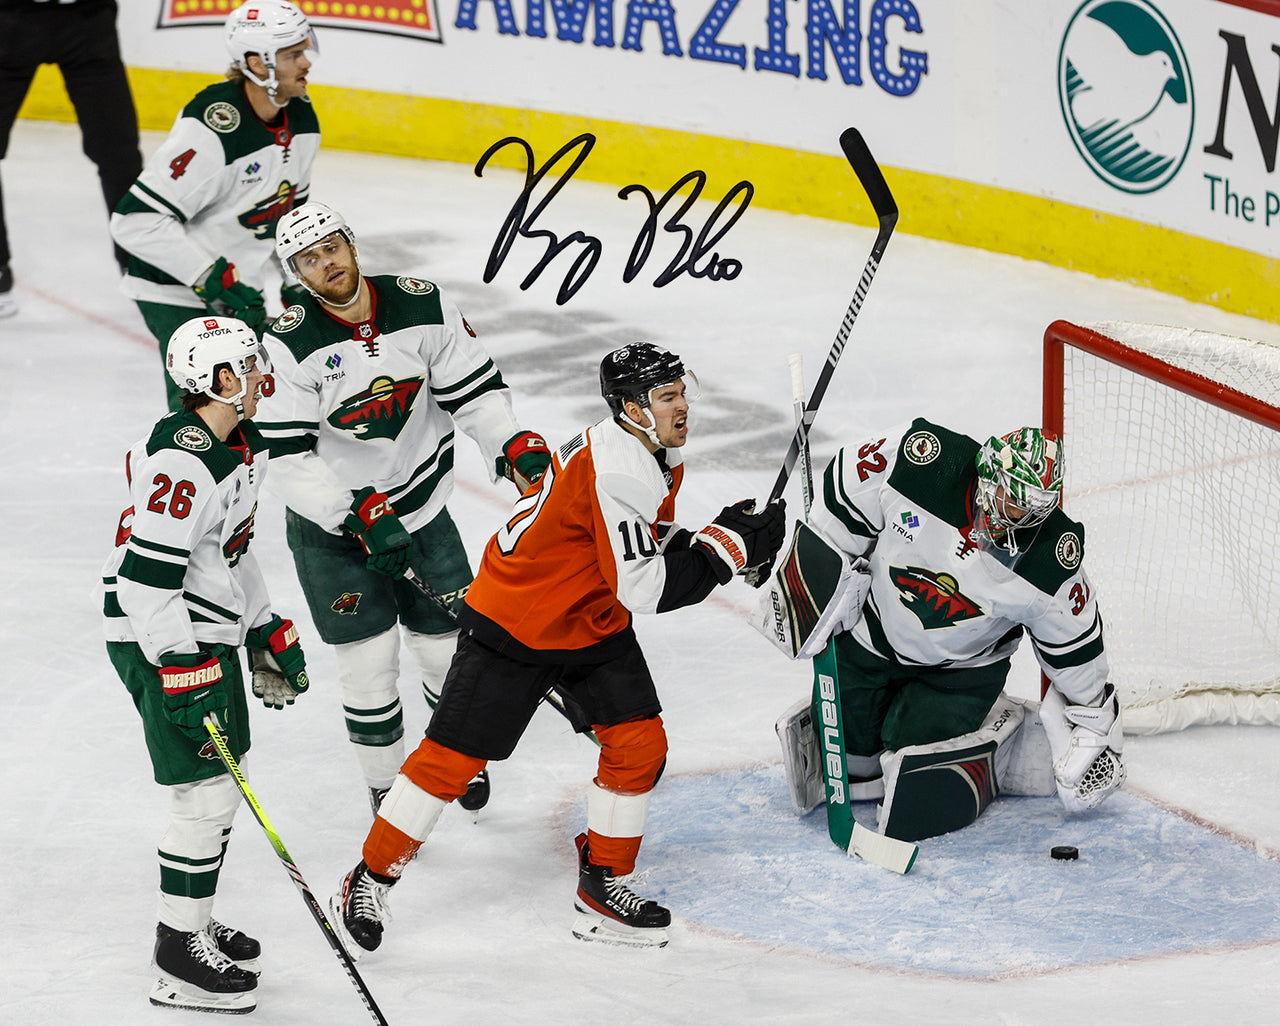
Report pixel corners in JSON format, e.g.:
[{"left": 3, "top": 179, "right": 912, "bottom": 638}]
[{"left": 462, "top": 416, "right": 684, "bottom": 657}]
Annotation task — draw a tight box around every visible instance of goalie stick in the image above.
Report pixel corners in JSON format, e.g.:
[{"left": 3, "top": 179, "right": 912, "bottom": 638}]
[
  {"left": 201, "top": 718, "right": 391, "bottom": 1026},
  {"left": 776, "top": 132, "right": 916, "bottom": 874},
  {"left": 402, "top": 568, "right": 600, "bottom": 746}
]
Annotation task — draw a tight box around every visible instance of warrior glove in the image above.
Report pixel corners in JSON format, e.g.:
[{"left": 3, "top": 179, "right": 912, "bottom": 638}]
[
  {"left": 159, "top": 651, "right": 231, "bottom": 740},
  {"left": 696, "top": 497, "right": 787, "bottom": 586},
  {"left": 246, "top": 615, "right": 310, "bottom": 709}
]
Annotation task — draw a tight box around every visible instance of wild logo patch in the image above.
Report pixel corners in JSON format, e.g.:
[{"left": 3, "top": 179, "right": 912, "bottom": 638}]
[
  {"left": 891, "top": 565, "right": 984, "bottom": 629},
  {"left": 222, "top": 503, "right": 257, "bottom": 567},
  {"left": 174, "top": 426, "right": 212, "bottom": 452},
  {"left": 1056, "top": 531, "right": 1082, "bottom": 570},
  {"left": 396, "top": 276, "right": 434, "bottom": 295},
  {"left": 327, "top": 375, "right": 423, "bottom": 441},
  {"left": 272, "top": 306, "right": 305, "bottom": 332},
  {"left": 903, "top": 430, "right": 941, "bottom": 465},
  {"left": 332, "top": 592, "right": 362, "bottom": 615},
  {"left": 203, "top": 101, "right": 240, "bottom": 134},
  {"left": 238, "top": 181, "right": 299, "bottom": 240}
]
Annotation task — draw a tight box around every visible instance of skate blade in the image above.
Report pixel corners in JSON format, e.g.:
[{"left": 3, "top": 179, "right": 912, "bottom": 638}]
[
  {"left": 571, "top": 911, "right": 669, "bottom": 948},
  {"left": 328, "top": 894, "right": 370, "bottom": 962},
  {"left": 149, "top": 974, "right": 256, "bottom": 1014}
]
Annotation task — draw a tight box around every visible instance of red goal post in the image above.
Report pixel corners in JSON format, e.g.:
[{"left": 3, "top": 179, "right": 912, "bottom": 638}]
[{"left": 1043, "top": 320, "right": 1280, "bottom": 734}]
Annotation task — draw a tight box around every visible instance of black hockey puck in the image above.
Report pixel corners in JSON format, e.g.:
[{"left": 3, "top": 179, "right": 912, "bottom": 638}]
[{"left": 1050, "top": 845, "right": 1079, "bottom": 861}]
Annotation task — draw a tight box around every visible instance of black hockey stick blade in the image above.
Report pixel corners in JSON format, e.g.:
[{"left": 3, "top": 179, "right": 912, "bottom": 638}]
[{"left": 763, "top": 128, "right": 898, "bottom": 506}]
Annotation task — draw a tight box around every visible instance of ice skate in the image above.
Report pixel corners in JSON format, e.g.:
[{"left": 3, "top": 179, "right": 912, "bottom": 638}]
[
  {"left": 149, "top": 922, "right": 257, "bottom": 1014},
  {"left": 330, "top": 861, "right": 394, "bottom": 958},
  {"left": 571, "top": 833, "right": 670, "bottom": 948}
]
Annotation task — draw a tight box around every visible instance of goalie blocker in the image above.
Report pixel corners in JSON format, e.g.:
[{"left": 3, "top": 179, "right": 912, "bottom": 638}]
[{"left": 750, "top": 521, "right": 870, "bottom": 660}]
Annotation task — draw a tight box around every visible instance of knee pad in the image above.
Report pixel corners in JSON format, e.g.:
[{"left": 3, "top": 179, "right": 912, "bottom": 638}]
[
  {"left": 400, "top": 736, "right": 488, "bottom": 803},
  {"left": 335, "top": 628, "right": 404, "bottom": 746},
  {"left": 593, "top": 715, "right": 667, "bottom": 794}
]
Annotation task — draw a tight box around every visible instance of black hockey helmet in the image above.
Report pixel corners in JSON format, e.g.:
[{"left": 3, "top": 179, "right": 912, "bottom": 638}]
[{"left": 600, "top": 343, "right": 686, "bottom": 415}]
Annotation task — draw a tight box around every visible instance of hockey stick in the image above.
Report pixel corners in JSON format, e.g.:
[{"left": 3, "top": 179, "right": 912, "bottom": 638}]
[
  {"left": 402, "top": 569, "right": 600, "bottom": 746},
  {"left": 763, "top": 127, "right": 898, "bottom": 507},
  {"left": 201, "top": 718, "right": 391, "bottom": 1025}
]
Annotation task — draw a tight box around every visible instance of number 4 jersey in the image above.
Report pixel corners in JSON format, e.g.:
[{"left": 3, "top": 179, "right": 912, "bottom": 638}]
[
  {"left": 810, "top": 417, "right": 1109, "bottom": 706},
  {"left": 101, "top": 413, "right": 273, "bottom": 666}
]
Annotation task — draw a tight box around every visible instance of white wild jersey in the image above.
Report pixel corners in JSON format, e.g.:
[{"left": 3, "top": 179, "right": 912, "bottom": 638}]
[
  {"left": 810, "top": 418, "right": 1108, "bottom": 706},
  {"left": 256, "top": 275, "right": 523, "bottom": 534},
  {"left": 102, "top": 414, "right": 273, "bottom": 665},
  {"left": 111, "top": 79, "right": 320, "bottom": 308}
]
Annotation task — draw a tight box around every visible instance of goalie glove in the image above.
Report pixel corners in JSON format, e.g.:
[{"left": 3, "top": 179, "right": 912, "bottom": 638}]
[
  {"left": 750, "top": 521, "right": 871, "bottom": 659},
  {"left": 246, "top": 615, "right": 310, "bottom": 709},
  {"left": 193, "top": 257, "right": 267, "bottom": 334},
  {"left": 1041, "top": 682, "right": 1126, "bottom": 813},
  {"left": 495, "top": 431, "right": 551, "bottom": 492},
  {"left": 343, "top": 486, "right": 412, "bottom": 578}
]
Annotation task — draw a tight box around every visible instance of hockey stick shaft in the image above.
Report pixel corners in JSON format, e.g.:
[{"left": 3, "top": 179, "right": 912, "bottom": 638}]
[
  {"left": 402, "top": 569, "right": 601, "bottom": 747},
  {"left": 201, "top": 719, "right": 391, "bottom": 1025},
  {"left": 789, "top": 353, "right": 813, "bottom": 519},
  {"left": 766, "top": 127, "right": 898, "bottom": 505}
]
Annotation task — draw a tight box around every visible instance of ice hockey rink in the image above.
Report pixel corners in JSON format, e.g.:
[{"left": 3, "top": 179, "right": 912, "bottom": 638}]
[{"left": 5, "top": 120, "right": 1280, "bottom": 1024}]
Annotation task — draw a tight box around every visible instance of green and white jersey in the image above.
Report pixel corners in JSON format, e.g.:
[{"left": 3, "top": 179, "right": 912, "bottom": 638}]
[
  {"left": 255, "top": 275, "right": 523, "bottom": 534},
  {"left": 111, "top": 78, "right": 319, "bottom": 308},
  {"left": 811, "top": 417, "right": 1108, "bottom": 706},
  {"left": 102, "top": 412, "right": 273, "bottom": 666}
]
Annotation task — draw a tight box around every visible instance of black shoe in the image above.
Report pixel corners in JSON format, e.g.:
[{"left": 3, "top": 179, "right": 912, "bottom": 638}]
[
  {"left": 571, "top": 833, "right": 670, "bottom": 946},
  {"left": 150, "top": 922, "right": 257, "bottom": 1013},
  {"left": 458, "top": 770, "right": 490, "bottom": 812},
  {"left": 330, "top": 861, "right": 394, "bottom": 957}
]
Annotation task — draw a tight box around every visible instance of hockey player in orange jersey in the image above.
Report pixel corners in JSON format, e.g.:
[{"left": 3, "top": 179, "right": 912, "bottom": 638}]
[{"left": 329, "top": 342, "right": 786, "bottom": 950}]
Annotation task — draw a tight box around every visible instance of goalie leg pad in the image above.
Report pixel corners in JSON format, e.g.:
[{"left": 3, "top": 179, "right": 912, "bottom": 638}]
[
  {"left": 879, "top": 695, "right": 1038, "bottom": 841},
  {"left": 750, "top": 522, "right": 870, "bottom": 659},
  {"left": 775, "top": 698, "right": 825, "bottom": 813}
]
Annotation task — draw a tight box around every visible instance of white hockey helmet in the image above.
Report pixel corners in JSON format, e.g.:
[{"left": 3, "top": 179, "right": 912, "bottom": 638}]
[
  {"left": 225, "top": 1, "right": 316, "bottom": 101},
  {"left": 275, "top": 201, "right": 359, "bottom": 294},
  {"left": 166, "top": 315, "right": 267, "bottom": 412}
]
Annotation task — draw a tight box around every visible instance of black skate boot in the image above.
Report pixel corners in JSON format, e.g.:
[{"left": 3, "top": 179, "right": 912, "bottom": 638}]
[
  {"left": 458, "top": 770, "right": 491, "bottom": 813},
  {"left": 369, "top": 786, "right": 390, "bottom": 816},
  {"left": 207, "top": 918, "right": 262, "bottom": 976},
  {"left": 150, "top": 922, "right": 257, "bottom": 1014},
  {"left": 330, "top": 860, "right": 395, "bottom": 958},
  {"left": 572, "top": 832, "right": 670, "bottom": 947}
]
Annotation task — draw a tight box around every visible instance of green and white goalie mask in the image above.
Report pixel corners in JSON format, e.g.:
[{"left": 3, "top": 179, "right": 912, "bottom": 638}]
[
  {"left": 750, "top": 521, "right": 871, "bottom": 659},
  {"left": 972, "top": 427, "right": 1063, "bottom": 559}
]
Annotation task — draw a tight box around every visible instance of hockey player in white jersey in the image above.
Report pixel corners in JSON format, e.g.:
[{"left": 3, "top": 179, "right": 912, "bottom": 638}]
[
  {"left": 102, "top": 316, "right": 311, "bottom": 1014},
  {"left": 255, "top": 201, "right": 552, "bottom": 816},
  {"left": 759, "top": 420, "right": 1124, "bottom": 842},
  {"left": 110, "top": 1, "right": 320, "bottom": 412}
]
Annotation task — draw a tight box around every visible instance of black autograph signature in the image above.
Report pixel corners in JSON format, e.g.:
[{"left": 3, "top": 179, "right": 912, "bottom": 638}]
[{"left": 475, "top": 133, "right": 753, "bottom": 305}]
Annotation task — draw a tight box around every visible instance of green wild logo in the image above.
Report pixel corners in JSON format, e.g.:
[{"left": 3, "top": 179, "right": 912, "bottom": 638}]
[
  {"left": 238, "top": 181, "right": 300, "bottom": 239},
  {"left": 1058, "top": 0, "right": 1193, "bottom": 194},
  {"left": 327, "top": 375, "right": 423, "bottom": 440},
  {"left": 891, "top": 566, "right": 984, "bottom": 629}
]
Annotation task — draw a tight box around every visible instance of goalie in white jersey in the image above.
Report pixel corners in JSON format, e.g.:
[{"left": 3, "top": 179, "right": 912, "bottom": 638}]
[
  {"left": 102, "top": 316, "right": 312, "bottom": 1014},
  {"left": 110, "top": 1, "right": 320, "bottom": 412},
  {"left": 759, "top": 419, "right": 1125, "bottom": 842},
  {"left": 255, "top": 201, "right": 551, "bottom": 817}
]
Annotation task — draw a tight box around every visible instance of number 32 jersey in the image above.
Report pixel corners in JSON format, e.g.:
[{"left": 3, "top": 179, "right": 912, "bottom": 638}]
[
  {"left": 810, "top": 417, "right": 1109, "bottom": 706},
  {"left": 460, "top": 417, "right": 685, "bottom": 663}
]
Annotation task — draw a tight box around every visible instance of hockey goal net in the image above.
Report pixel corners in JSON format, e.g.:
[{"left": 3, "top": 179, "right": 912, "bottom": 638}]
[{"left": 1043, "top": 319, "right": 1280, "bottom": 734}]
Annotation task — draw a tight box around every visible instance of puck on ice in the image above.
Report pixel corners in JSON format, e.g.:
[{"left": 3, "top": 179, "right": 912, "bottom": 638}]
[{"left": 1050, "top": 845, "right": 1079, "bottom": 861}]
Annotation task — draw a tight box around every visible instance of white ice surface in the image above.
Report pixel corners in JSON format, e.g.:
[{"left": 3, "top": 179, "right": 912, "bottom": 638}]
[{"left": 4, "top": 121, "right": 1280, "bottom": 1024}]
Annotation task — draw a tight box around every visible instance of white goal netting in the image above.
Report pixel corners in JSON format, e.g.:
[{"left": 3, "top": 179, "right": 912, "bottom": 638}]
[{"left": 1046, "top": 320, "right": 1280, "bottom": 734}]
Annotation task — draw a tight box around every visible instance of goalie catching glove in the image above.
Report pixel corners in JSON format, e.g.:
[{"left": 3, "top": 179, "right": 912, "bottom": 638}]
[
  {"left": 246, "top": 615, "right": 310, "bottom": 709},
  {"left": 344, "top": 486, "right": 412, "bottom": 578},
  {"left": 1040, "top": 682, "right": 1126, "bottom": 813},
  {"left": 495, "top": 430, "right": 551, "bottom": 492},
  {"left": 159, "top": 651, "right": 231, "bottom": 740},
  {"left": 695, "top": 498, "right": 787, "bottom": 586},
  {"left": 750, "top": 521, "right": 871, "bottom": 658},
  {"left": 193, "top": 257, "right": 267, "bottom": 334}
]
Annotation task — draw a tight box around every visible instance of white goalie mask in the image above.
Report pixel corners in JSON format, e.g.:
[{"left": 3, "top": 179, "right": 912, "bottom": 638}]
[
  {"left": 225, "top": 1, "right": 317, "bottom": 105},
  {"left": 275, "top": 201, "right": 360, "bottom": 304},
  {"left": 167, "top": 316, "right": 269, "bottom": 416}
]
